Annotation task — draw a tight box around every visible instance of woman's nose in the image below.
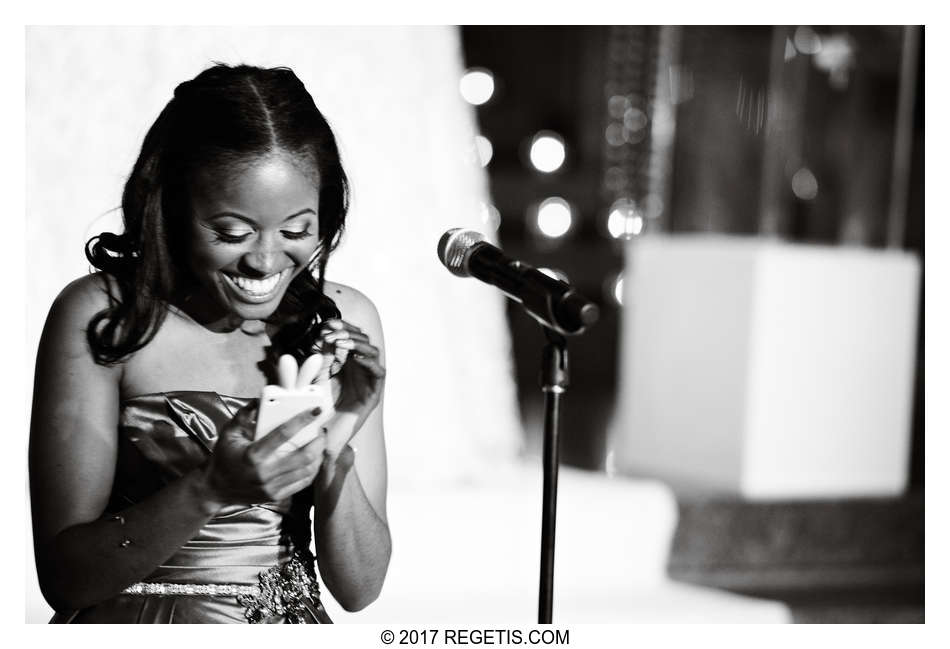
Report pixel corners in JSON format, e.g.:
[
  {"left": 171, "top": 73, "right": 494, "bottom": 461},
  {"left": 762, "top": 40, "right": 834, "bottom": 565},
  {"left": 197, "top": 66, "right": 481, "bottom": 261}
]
[{"left": 242, "top": 237, "right": 284, "bottom": 276}]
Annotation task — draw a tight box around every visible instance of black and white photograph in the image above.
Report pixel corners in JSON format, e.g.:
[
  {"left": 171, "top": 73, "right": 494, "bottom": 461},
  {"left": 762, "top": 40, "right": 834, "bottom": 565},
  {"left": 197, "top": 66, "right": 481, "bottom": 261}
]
[{"left": 21, "top": 21, "right": 928, "bottom": 630}]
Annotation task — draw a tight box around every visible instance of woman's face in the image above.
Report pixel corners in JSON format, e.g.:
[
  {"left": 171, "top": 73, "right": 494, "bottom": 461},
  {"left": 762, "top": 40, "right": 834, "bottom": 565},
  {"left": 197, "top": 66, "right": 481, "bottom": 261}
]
[{"left": 187, "top": 153, "right": 321, "bottom": 323}]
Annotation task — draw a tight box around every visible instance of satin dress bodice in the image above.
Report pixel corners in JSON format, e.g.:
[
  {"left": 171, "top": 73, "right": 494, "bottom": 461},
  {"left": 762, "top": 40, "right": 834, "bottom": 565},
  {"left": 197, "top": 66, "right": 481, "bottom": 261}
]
[{"left": 52, "top": 391, "right": 330, "bottom": 624}]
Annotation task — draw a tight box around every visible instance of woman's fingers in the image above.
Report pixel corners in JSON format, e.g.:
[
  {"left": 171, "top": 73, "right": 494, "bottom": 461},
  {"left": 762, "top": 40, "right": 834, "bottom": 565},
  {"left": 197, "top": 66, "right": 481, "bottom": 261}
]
[
  {"left": 320, "top": 319, "right": 365, "bottom": 340},
  {"left": 265, "top": 447, "right": 325, "bottom": 486},
  {"left": 260, "top": 428, "right": 328, "bottom": 478},
  {"left": 322, "top": 331, "right": 369, "bottom": 348},
  {"left": 221, "top": 401, "right": 259, "bottom": 441},
  {"left": 344, "top": 339, "right": 381, "bottom": 360},
  {"left": 261, "top": 432, "right": 330, "bottom": 498},
  {"left": 337, "top": 339, "right": 384, "bottom": 379},
  {"left": 248, "top": 406, "right": 322, "bottom": 462},
  {"left": 318, "top": 322, "right": 369, "bottom": 377},
  {"left": 353, "top": 355, "right": 386, "bottom": 378},
  {"left": 320, "top": 318, "right": 360, "bottom": 333}
]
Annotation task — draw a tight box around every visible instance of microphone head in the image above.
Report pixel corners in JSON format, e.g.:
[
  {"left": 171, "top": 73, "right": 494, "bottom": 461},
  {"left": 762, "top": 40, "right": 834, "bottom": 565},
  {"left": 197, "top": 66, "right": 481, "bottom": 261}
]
[{"left": 437, "top": 228, "right": 487, "bottom": 277}]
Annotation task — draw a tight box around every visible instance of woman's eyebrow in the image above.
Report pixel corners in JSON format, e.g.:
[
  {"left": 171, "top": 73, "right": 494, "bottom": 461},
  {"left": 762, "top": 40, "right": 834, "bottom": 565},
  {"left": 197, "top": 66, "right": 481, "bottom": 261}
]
[
  {"left": 206, "top": 208, "right": 317, "bottom": 224},
  {"left": 279, "top": 208, "right": 317, "bottom": 223}
]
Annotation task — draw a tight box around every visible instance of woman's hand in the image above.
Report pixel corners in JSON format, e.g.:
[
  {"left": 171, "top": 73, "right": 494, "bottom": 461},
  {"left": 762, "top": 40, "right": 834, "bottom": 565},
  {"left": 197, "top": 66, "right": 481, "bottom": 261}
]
[
  {"left": 201, "top": 402, "right": 328, "bottom": 507},
  {"left": 319, "top": 318, "right": 386, "bottom": 426}
]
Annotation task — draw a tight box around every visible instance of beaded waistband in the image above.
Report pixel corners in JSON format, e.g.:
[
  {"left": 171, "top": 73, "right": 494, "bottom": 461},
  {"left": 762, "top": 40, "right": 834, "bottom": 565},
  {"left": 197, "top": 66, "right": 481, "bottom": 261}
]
[
  {"left": 119, "top": 550, "right": 323, "bottom": 624},
  {"left": 122, "top": 582, "right": 260, "bottom": 597}
]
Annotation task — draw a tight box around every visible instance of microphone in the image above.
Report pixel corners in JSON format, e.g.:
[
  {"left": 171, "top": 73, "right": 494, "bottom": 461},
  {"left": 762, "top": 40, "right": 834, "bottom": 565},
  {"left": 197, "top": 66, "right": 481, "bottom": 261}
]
[{"left": 437, "top": 228, "right": 599, "bottom": 335}]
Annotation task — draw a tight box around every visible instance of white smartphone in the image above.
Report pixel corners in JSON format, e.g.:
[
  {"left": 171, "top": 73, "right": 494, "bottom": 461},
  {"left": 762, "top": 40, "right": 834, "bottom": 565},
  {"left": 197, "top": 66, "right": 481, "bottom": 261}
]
[{"left": 254, "top": 383, "right": 335, "bottom": 456}]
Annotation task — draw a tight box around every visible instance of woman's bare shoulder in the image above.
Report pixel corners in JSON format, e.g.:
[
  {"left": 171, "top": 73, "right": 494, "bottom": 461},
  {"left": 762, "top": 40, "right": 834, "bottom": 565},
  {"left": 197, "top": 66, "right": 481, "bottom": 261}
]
[
  {"left": 35, "top": 274, "right": 122, "bottom": 425},
  {"left": 39, "top": 272, "right": 125, "bottom": 377},
  {"left": 48, "top": 272, "right": 119, "bottom": 324},
  {"left": 324, "top": 280, "right": 381, "bottom": 328}
]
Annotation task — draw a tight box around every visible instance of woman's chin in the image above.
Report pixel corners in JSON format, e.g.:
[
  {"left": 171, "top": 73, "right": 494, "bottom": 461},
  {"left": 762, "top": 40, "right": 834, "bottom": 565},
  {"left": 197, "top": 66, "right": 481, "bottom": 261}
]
[{"left": 224, "top": 296, "right": 286, "bottom": 323}]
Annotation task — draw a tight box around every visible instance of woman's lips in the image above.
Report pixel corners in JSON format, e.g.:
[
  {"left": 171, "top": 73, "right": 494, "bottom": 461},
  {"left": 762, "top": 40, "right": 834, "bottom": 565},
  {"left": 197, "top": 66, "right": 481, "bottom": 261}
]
[{"left": 222, "top": 268, "right": 292, "bottom": 301}]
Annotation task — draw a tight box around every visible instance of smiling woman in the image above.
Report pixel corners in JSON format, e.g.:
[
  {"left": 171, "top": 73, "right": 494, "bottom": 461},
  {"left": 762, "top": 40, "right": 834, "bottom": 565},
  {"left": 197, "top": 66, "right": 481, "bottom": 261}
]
[
  {"left": 28, "top": 64, "right": 391, "bottom": 624},
  {"left": 188, "top": 156, "right": 322, "bottom": 321}
]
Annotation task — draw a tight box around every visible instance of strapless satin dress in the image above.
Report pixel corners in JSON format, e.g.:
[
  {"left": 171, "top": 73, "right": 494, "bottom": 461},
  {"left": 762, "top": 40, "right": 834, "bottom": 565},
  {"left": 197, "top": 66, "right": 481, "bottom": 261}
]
[{"left": 50, "top": 391, "right": 332, "bottom": 624}]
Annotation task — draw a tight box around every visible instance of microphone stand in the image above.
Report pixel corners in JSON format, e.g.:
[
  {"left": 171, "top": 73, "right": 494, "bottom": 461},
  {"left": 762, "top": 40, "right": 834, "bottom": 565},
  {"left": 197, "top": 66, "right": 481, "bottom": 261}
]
[{"left": 538, "top": 326, "right": 568, "bottom": 624}]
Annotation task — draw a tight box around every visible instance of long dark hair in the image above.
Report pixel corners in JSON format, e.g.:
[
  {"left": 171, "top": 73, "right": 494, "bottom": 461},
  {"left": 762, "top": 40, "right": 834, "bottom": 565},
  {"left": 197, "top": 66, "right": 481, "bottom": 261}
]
[{"left": 85, "top": 63, "right": 348, "bottom": 365}]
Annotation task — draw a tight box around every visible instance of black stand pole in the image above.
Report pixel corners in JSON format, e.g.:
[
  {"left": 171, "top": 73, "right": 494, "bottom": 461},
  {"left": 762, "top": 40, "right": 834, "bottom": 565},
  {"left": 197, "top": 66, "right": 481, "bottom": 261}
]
[{"left": 538, "top": 327, "right": 568, "bottom": 624}]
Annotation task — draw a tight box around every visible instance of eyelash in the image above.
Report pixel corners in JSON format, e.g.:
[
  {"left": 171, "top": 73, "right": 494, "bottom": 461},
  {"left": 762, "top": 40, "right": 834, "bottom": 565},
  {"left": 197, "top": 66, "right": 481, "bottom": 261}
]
[{"left": 213, "top": 230, "right": 314, "bottom": 244}]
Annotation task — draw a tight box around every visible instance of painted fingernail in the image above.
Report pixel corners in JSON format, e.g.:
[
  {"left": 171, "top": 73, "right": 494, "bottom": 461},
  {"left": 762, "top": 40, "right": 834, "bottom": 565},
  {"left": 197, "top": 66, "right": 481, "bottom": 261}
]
[{"left": 311, "top": 407, "right": 322, "bottom": 416}]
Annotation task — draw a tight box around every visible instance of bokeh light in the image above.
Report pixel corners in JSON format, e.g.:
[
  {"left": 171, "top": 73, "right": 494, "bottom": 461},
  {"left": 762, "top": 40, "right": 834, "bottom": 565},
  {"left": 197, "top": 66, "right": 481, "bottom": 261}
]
[
  {"left": 608, "top": 94, "right": 631, "bottom": 119},
  {"left": 613, "top": 273, "right": 625, "bottom": 306},
  {"left": 793, "top": 26, "right": 822, "bottom": 55},
  {"left": 791, "top": 167, "right": 819, "bottom": 200},
  {"left": 479, "top": 202, "right": 501, "bottom": 232},
  {"left": 529, "top": 131, "right": 566, "bottom": 173},
  {"left": 459, "top": 68, "right": 495, "bottom": 106},
  {"left": 623, "top": 107, "right": 648, "bottom": 133},
  {"left": 536, "top": 197, "right": 573, "bottom": 238},
  {"left": 642, "top": 193, "right": 664, "bottom": 220},
  {"left": 605, "top": 123, "right": 625, "bottom": 147},
  {"left": 784, "top": 37, "right": 797, "bottom": 62},
  {"left": 474, "top": 135, "right": 493, "bottom": 167},
  {"left": 606, "top": 198, "right": 644, "bottom": 239}
]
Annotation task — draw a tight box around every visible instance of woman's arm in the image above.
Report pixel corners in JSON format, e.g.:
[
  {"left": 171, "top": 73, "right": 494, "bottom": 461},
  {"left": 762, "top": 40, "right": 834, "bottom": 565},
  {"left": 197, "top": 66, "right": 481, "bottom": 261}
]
[
  {"left": 29, "top": 275, "right": 326, "bottom": 611},
  {"left": 312, "top": 285, "right": 391, "bottom": 612},
  {"left": 28, "top": 275, "right": 223, "bottom": 610}
]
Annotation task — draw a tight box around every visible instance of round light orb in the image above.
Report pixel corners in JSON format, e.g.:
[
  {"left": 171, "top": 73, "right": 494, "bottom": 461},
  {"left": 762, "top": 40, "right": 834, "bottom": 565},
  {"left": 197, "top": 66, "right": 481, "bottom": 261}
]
[
  {"left": 623, "top": 107, "right": 648, "bottom": 132},
  {"left": 605, "top": 123, "right": 625, "bottom": 147},
  {"left": 793, "top": 26, "right": 822, "bottom": 55},
  {"left": 622, "top": 126, "right": 646, "bottom": 145},
  {"left": 607, "top": 198, "right": 643, "bottom": 239},
  {"left": 536, "top": 197, "right": 573, "bottom": 238},
  {"left": 474, "top": 135, "right": 493, "bottom": 167},
  {"left": 613, "top": 274, "right": 625, "bottom": 306},
  {"left": 459, "top": 68, "right": 495, "bottom": 106},
  {"left": 608, "top": 95, "right": 631, "bottom": 119},
  {"left": 479, "top": 202, "right": 501, "bottom": 231},
  {"left": 791, "top": 167, "right": 819, "bottom": 200},
  {"left": 529, "top": 131, "right": 566, "bottom": 173}
]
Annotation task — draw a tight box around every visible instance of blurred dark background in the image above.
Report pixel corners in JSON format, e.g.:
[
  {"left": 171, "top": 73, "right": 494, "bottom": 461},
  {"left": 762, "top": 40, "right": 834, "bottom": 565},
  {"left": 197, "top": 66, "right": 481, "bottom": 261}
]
[{"left": 460, "top": 25, "right": 924, "bottom": 623}]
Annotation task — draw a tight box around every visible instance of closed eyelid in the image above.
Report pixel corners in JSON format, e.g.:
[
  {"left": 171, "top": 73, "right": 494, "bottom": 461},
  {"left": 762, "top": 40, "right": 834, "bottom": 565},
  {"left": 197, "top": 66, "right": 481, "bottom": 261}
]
[
  {"left": 281, "top": 214, "right": 316, "bottom": 227},
  {"left": 199, "top": 220, "right": 253, "bottom": 233}
]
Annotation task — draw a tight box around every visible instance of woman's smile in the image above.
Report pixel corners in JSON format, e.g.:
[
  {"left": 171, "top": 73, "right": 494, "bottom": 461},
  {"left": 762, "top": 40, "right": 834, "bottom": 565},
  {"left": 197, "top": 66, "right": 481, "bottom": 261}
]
[{"left": 221, "top": 267, "right": 294, "bottom": 302}]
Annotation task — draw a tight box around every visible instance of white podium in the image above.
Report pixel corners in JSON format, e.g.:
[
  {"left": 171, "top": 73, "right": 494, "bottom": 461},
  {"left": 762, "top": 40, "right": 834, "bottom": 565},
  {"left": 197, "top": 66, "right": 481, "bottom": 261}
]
[{"left": 611, "top": 234, "right": 920, "bottom": 500}]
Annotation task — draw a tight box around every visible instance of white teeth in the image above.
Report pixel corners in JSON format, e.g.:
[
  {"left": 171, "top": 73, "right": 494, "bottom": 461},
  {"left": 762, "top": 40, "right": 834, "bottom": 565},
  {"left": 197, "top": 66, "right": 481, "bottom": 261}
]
[{"left": 226, "top": 270, "right": 286, "bottom": 296}]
